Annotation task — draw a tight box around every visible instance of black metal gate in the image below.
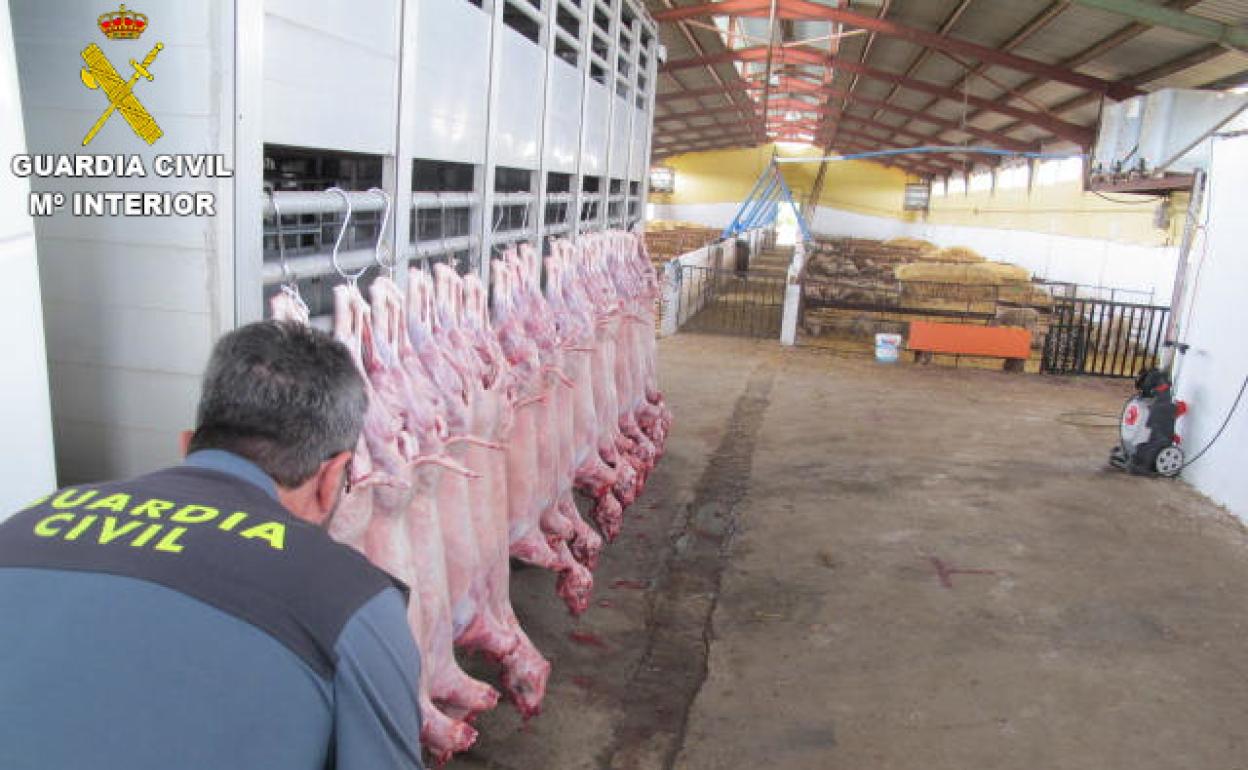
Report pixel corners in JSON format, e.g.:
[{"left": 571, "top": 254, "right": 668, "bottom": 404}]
[
  {"left": 675, "top": 264, "right": 786, "bottom": 338},
  {"left": 1041, "top": 297, "right": 1170, "bottom": 377}
]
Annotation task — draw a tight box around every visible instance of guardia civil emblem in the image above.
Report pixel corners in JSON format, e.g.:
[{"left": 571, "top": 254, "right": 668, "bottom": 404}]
[{"left": 79, "top": 5, "right": 164, "bottom": 146}]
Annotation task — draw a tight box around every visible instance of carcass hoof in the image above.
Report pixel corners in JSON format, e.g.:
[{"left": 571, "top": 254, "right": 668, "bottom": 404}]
[
  {"left": 570, "top": 529, "right": 603, "bottom": 570},
  {"left": 590, "top": 494, "right": 624, "bottom": 541},
  {"left": 500, "top": 641, "right": 551, "bottom": 720},
  {"left": 421, "top": 709, "right": 478, "bottom": 766},
  {"left": 556, "top": 562, "right": 593, "bottom": 616}
]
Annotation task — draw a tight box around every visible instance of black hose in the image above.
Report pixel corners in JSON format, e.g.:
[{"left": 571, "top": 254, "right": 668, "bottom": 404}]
[{"left": 1181, "top": 371, "right": 1248, "bottom": 469}]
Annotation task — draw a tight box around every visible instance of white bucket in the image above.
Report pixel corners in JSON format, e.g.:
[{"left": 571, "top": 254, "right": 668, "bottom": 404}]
[{"left": 874, "top": 333, "right": 903, "bottom": 363}]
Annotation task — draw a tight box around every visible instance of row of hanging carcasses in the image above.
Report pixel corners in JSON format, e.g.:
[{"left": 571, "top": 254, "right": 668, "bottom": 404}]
[{"left": 271, "top": 230, "right": 671, "bottom": 762}]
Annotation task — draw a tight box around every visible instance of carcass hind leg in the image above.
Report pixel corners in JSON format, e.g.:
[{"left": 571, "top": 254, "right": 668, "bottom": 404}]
[
  {"left": 499, "top": 631, "right": 552, "bottom": 720},
  {"left": 553, "top": 538, "right": 593, "bottom": 615},
  {"left": 454, "top": 608, "right": 520, "bottom": 663},
  {"left": 589, "top": 492, "right": 624, "bottom": 542},
  {"left": 560, "top": 493, "right": 603, "bottom": 569},
  {"left": 420, "top": 700, "right": 477, "bottom": 765}
]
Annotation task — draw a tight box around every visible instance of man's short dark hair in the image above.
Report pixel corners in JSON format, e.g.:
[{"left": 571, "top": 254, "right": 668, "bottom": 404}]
[{"left": 188, "top": 321, "right": 368, "bottom": 487}]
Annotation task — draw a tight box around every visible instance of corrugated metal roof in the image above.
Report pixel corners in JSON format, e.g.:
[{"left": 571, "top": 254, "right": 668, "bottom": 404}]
[
  {"left": 1081, "top": 27, "right": 1214, "bottom": 80},
  {"left": 1149, "top": 49, "right": 1248, "bottom": 89},
  {"left": 649, "top": 0, "right": 1248, "bottom": 164},
  {"left": 1188, "top": 0, "right": 1248, "bottom": 25}
]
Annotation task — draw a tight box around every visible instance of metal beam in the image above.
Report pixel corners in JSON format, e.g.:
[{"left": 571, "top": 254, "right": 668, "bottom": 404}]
[
  {"left": 991, "top": 42, "right": 1229, "bottom": 137},
  {"left": 837, "top": 117, "right": 946, "bottom": 153},
  {"left": 653, "top": 0, "right": 1137, "bottom": 97},
  {"left": 827, "top": 127, "right": 962, "bottom": 171},
  {"left": 663, "top": 46, "right": 1095, "bottom": 144},
  {"left": 824, "top": 0, "right": 891, "bottom": 151},
  {"left": 655, "top": 127, "right": 758, "bottom": 144},
  {"left": 657, "top": 83, "right": 756, "bottom": 104},
  {"left": 653, "top": 137, "right": 760, "bottom": 157},
  {"left": 655, "top": 124, "right": 759, "bottom": 142},
  {"left": 657, "top": 0, "right": 767, "bottom": 141},
  {"left": 893, "top": 2, "right": 1066, "bottom": 147},
  {"left": 1066, "top": 0, "right": 1248, "bottom": 52},
  {"left": 778, "top": 77, "right": 1036, "bottom": 151},
  {"left": 836, "top": 139, "right": 949, "bottom": 176},
  {"left": 954, "top": 0, "right": 1204, "bottom": 138},
  {"left": 866, "top": 0, "right": 973, "bottom": 124},
  {"left": 653, "top": 0, "right": 771, "bottom": 23},
  {"left": 656, "top": 105, "right": 762, "bottom": 124}
]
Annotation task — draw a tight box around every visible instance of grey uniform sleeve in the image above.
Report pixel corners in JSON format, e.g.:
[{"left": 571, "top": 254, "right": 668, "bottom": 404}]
[{"left": 332, "top": 587, "right": 426, "bottom": 770}]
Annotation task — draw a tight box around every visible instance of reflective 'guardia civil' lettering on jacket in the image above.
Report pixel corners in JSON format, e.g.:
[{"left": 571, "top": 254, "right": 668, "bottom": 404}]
[{"left": 0, "top": 453, "right": 425, "bottom": 770}]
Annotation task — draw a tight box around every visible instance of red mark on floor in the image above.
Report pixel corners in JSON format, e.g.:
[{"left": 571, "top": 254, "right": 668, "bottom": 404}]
[
  {"left": 597, "top": 599, "right": 614, "bottom": 608},
  {"left": 611, "top": 579, "right": 650, "bottom": 590},
  {"left": 929, "top": 556, "right": 1001, "bottom": 589},
  {"left": 569, "top": 630, "right": 608, "bottom": 649},
  {"left": 570, "top": 675, "right": 595, "bottom": 690}
]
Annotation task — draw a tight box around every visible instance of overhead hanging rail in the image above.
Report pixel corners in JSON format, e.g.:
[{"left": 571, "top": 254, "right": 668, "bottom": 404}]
[
  {"left": 262, "top": 189, "right": 535, "bottom": 216},
  {"left": 721, "top": 158, "right": 813, "bottom": 243}
]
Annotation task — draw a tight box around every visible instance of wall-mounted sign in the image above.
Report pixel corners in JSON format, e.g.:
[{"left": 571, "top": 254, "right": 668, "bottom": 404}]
[
  {"left": 649, "top": 165, "right": 674, "bottom": 193},
  {"left": 903, "top": 183, "right": 930, "bottom": 211}
]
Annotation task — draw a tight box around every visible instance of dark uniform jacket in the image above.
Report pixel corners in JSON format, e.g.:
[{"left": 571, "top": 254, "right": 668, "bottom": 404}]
[{"left": 0, "top": 450, "right": 425, "bottom": 770}]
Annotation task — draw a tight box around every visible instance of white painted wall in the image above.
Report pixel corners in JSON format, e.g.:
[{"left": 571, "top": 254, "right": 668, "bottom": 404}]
[
  {"left": 10, "top": 0, "right": 236, "bottom": 484},
  {"left": 654, "top": 200, "right": 1176, "bottom": 301},
  {"left": 0, "top": 0, "right": 56, "bottom": 515},
  {"left": 909, "top": 221, "right": 1176, "bottom": 303},
  {"left": 809, "top": 205, "right": 911, "bottom": 242},
  {"left": 1173, "top": 131, "right": 1248, "bottom": 519},
  {"left": 649, "top": 202, "right": 739, "bottom": 229}
]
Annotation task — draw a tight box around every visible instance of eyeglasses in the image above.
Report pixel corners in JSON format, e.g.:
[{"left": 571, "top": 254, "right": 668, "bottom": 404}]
[{"left": 326, "top": 451, "right": 355, "bottom": 495}]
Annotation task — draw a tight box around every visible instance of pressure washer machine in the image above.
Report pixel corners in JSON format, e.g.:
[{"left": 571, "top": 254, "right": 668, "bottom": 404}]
[{"left": 1109, "top": 368, "right": 1188, "bottom": 477}]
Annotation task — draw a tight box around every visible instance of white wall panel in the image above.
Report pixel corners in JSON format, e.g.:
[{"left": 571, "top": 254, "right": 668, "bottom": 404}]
[
  {"left": 263, "top": 2, "right": 399, "bottom": 153},
  {"left": 10, "top": 0, "right": 232, "bottom": 486},
  {"left": 0, "top": 235, "right": 56, "bottom": 511},
  {"left": 630, "top": 124, "right": 648, "bottom": 180},
  {"left": 53, "top": 418, "right": 188, "bottom": 486},
  {"left": 267, "top": 0, "right": 398, "bottom": 52},
  {"left": 42, "top": 301, "right": 213, "bottom": 377},
  {"left": 609, "top": 99, "right": 632, "bottom": 178},
  {"left": 582, "top": 82, "right": 610, "bottom": 176},
  {"left": 545, "top": 60, "right": 583, "bottom": 173},
  {"left": 493, "top": 28, "right": 544, "bottom": 169},
  {"left": 1174, "top": 133, "right": 1248, "bottom": 519},
  {"left": 411, "top": 0, "right": 490, "bottom": 164}
]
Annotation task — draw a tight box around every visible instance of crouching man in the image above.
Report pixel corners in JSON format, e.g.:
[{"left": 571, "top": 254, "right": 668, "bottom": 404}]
[{"left": 0, "top": 321, "right": 424, "bottom": 770}]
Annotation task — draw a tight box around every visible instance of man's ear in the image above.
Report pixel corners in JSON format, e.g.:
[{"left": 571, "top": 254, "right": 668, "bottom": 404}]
[
  {"left": 179, "top": 430, "right": 195, "bottom": 457},
  {"left": 317, "top": 451, "right": 352, "bottom": 512}
]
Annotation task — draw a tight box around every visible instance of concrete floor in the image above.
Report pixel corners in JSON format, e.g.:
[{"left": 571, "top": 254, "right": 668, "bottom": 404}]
[{"left": 455, "top": 335, "right": 1248, "bottom": 770}]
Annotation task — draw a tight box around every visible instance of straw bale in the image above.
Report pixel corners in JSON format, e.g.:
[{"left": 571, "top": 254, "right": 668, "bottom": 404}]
[{"left": 884, "top": 236, "right": 937, "bottom": 251}]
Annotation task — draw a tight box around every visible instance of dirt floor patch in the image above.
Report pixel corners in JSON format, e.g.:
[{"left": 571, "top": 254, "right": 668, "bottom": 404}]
[
  {"left": 455, "top": 335, "right": 1248, "bottom": 770},
  {"left": 601, "top": 366, "right": 773, "bottom": 770}
]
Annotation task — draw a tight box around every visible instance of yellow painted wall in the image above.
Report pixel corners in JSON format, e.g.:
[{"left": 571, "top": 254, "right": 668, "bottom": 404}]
[
  {"left": 928, "top": 179, "right": 1181, "bottom": 247},
  {"left": 650, "top": 143, "right": 917, "bottom": 221},
  {"left": 650, "top": 143, "right": 1181, "bottom": 247}
]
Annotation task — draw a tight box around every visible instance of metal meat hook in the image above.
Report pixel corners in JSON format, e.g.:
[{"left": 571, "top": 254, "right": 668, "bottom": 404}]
[{"left": 327, "top": 186, "right": 367, "bottom": 286}]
